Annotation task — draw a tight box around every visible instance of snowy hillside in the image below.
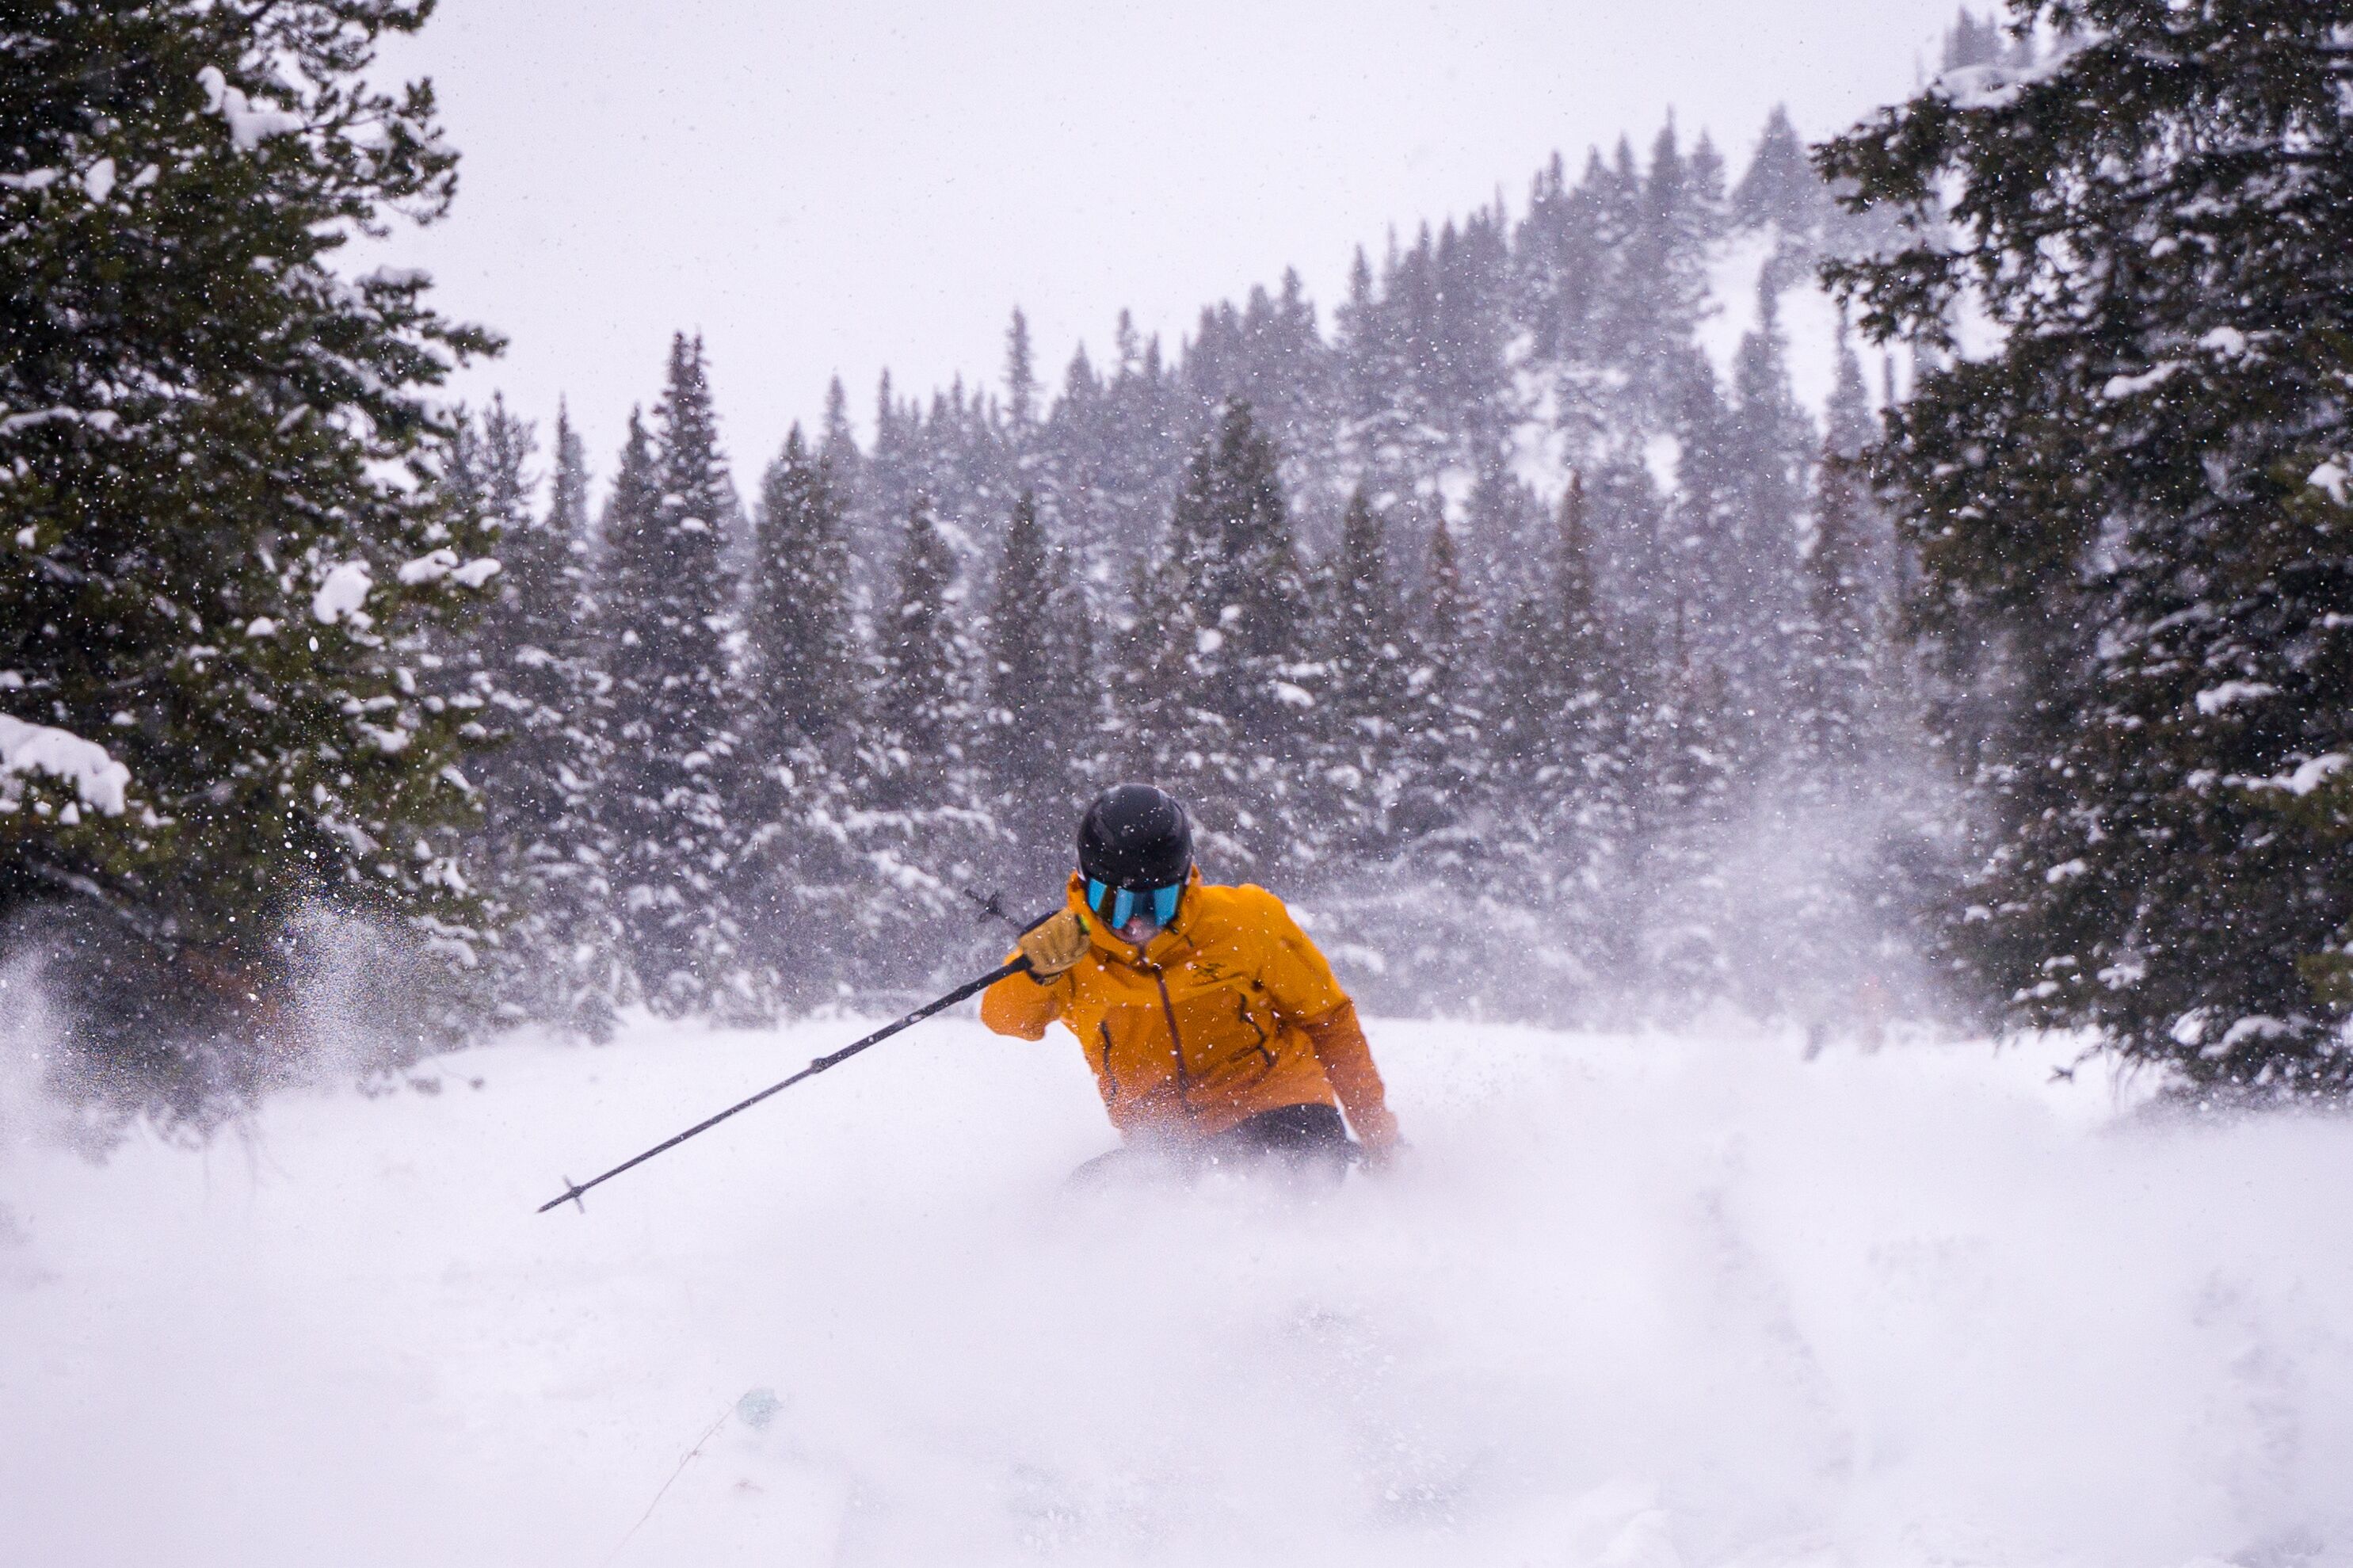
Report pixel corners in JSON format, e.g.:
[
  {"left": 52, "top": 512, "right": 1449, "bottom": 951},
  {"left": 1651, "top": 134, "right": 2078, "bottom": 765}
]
[{"left": 6, "top": 1013, "right": 2351, "bottom": 1566}]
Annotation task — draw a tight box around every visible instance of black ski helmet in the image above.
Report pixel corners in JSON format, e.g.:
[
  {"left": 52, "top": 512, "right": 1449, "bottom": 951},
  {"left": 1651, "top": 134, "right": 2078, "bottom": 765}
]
[{"left": 1077, "top": 784, "right": 1193, "bottom": 895}]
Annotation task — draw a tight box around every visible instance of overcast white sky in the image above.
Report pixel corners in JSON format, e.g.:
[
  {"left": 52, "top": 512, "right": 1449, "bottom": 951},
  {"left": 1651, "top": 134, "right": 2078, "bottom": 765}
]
[{"left": 368, "top": 1, "right": 1963, "bottom": 484}]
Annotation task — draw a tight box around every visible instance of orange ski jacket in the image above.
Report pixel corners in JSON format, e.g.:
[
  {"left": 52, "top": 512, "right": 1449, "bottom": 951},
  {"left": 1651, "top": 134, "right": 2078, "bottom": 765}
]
[{"left": 980, "top": 871, "right": 1399, "bottom": 1149}]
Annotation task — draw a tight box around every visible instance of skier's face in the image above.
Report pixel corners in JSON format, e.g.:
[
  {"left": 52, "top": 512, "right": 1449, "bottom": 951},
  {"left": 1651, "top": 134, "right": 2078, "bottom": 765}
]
[{"left": 1085, "top": 879, "right": 1185, "bottom": 947}]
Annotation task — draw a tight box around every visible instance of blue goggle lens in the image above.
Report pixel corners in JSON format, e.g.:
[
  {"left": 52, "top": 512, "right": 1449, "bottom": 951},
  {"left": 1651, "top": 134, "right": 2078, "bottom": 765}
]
[{"left": 1088, "top": 879, "right": 1183, "bottom": 930}]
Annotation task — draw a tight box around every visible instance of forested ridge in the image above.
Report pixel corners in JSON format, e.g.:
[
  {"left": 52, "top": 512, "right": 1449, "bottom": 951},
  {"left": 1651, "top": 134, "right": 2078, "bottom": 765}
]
[
  {"left": 10, "top": 0, "right": 2353, "bottom": 1116},
  {"left": 420, "top": 95, "right": 1951, "bottom": 1049}
]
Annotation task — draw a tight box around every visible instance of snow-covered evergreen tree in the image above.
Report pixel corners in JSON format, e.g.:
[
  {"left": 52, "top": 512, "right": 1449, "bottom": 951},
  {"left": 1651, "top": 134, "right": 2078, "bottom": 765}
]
[
  {"left": 1483, "top": 475, "right": 1638, "bottom": 1008},
  {"left": 1395, "top": 515, "right": 1486, "bottom": 857},
  {"left": 1003, "top": 308, "right": 1039, "bottom": 436},
  {"left": 840, "top": 494, "right": 996, "bottom": 978},
  {"left": 1791, "top": 335, "right": 1886, "bottom": 787},
  {"left": 873, "top": 498, "right": 964, "bottom": 803},
  {"left": 736, "top": 425, "right": 863, "bottom": 1010},
  {"left": 1152, "top": 402, "right": 1318, "bottom": 874},
  {"left": 0, "top": 0, "right": 501, "bottom": 1115},
  {"left": 598, "top": 337, "right": 748, "bottom": 1016},
  {"left": 756, "top": 101, "right": 1948, "bottom": 1021},
  {"left": 1821, "top": 0, "right": 2353, "bottom": 1092},
  {"left": 1732, "top": 105, "right": 1826, "bottom": 237},
  {"left": 1320, "top": 491, "right": 1413, "bottom": 856},
  {"left": 450, "top": 402, "right": 621, "bottom": 1038},
  {"left": 746, "top": 428, "right": 858, "bottom": 755},
  {"left": 982, "top": 492, "right": 1094, "bottom": 885}
]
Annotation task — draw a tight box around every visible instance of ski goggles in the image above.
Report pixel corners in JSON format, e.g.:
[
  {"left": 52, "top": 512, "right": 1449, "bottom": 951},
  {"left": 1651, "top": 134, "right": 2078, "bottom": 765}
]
[{"left": 1087, "top": 879, "right": 1183, "bottom": 931}]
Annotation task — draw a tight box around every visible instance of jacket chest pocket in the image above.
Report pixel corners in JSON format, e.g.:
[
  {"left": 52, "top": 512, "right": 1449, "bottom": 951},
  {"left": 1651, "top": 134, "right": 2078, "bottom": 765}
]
[
  {"left": 1093, "top": 1003, "right": 1182, "bottom": 1104},
  {"left": 1164, "top": 979, "right": 1280, "bottom": 1085},
  {"left": 1089, "top": 979, "right": 1278, "bottom": 1102}
]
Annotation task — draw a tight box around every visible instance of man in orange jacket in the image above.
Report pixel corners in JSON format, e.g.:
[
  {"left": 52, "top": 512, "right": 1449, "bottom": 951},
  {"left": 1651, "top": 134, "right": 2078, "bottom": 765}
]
[{"left": 981, "top": 783, "right": 1401, "bottom": 1178}]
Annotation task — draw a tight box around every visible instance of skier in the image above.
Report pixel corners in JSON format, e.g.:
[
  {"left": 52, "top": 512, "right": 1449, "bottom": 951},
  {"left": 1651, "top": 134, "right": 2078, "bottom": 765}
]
[{"left": 981, "top": 783, "right": 1402, "bottom": 1181}]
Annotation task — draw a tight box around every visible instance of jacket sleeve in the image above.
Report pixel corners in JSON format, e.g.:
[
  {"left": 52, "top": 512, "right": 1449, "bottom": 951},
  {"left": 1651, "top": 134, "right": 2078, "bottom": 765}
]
[
  {"left": 979, "top": 955, "right": 1059, "bottom": 1040},
  {"left": 1302, "top": 1001, "right": 1399, "bottom": 1150},
  {"left": 1243, "top": 887, "right": 1400, "bottom": 1149}
]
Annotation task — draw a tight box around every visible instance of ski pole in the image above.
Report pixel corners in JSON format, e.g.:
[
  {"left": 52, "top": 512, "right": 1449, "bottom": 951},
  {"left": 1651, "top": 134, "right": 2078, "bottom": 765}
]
[{"left": 537, "top": 956, "right": 1031, "bottom": 1214}]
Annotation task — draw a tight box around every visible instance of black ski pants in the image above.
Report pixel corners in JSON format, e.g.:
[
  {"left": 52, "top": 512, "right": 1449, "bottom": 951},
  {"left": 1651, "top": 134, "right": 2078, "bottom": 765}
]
[{"left": 1069, "top": 1102, "right": 1356, "bottom": 1188}]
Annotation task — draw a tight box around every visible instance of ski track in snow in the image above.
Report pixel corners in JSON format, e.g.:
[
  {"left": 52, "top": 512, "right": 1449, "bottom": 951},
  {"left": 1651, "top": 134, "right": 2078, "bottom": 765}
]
[{"left": 5, "top": 1016, "right": 2352, "bottom": 1567}]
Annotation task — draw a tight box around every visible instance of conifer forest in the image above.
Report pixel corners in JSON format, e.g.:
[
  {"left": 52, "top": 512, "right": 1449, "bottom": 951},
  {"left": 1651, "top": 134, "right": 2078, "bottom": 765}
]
[
  {"left": 7, "top": 0, "right": 2353, "bottom": 1119},
  {"left": 20, "top": 6, "right": 2353, "bottom": 1565}
]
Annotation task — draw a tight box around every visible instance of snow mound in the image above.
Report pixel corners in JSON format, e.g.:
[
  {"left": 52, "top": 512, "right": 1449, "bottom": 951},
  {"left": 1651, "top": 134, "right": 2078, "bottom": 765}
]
[{"left": 3, "top": 1015, "right": 2351, "bottom": 1566}]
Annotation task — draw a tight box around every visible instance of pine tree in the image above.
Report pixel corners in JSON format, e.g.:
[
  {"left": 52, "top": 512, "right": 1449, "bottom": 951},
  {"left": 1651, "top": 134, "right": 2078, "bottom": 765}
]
[
  {"left": 1396, "top": 515, "right": 1485, "bottom": 855},
  {"left": 816, "top": 374, "right": 864, "bottom": 502},
  {"left": 846, "top": 494, "right": 993, "bottom": 981},
  {"left": 982, "top": 491, "right": 1092, "bottom": 882},
  {"left": 1793, "top": 334, "right": 1885, "bottom": 784},
  {"left": 1628, "top": 643, "right": 1745, "bottom": 1005},
  {"left": 1335, "top": 242, "right": 1436, "bottom": 502},
  {"left": 455, "top": 401, "right": 620, "bottom": 1039},
  {"left": 1004, "top": 308, "right": 1039, "bottom": 434},
  {"left": 1482, "top": 475, "right": 1636, "bottom": 1010},
  {"left": 746, "top": 429, "right": 857, "bottom": 751},
  {"left": 1731, "top": 105, "right": 1825, "bottom": 235},
  {"left": 599, "top": 336, "right": 748, "bottom": 1016},
  {"left": 1603, "top": 122, "right": 1717, "bottom": 416},
  {"left": 1664, "top": 275, "right": 1815, "bottom": 770},
  {"left": 1821, "top": 0, "right": 2353, "bottom": 1093},
  {"left": 539, "top": 405, "right": 627, "bottom": 1019},
  {"left": 0, "top": 0, "right": 500, "bottom": 1116},
  {"left": 1729, "top": 281, "right": 1819, "bottom": 726},
  {"left": 735, "top": 425, "right": 863, "bottom": 1010},
  {"left": 875, "top": 497, "right": 963, "bottom": 798},
  {"left": 1109, "top": 544, "right": 1197, "bottom": 795},
  {"left": 1321, "top": 490, "right": 1412, "bottom": 855},
  {"left": 1161, "top": 402, "right": 1316, "bottom": 872},
  {"left": 1940, "top": 8, "right": 2008, "bottom": 71},
  {"left": 1489, "top": 477, "right": 1610, "bottom": 779},
  {"left": 985, "top": 494, "right": 1052, "bottom": 769}
]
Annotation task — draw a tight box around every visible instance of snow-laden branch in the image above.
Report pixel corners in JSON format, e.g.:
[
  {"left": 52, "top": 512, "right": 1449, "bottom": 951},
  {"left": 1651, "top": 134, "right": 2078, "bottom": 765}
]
[
  {"left": 196, "top": 65, "right": 306, "bottom": 151},
  {"left": 311, "top": 560, "right": 373, "bottom": 624},
  {"left": 0, "top": 712, "right": 132, "bottom": 818},
  {"left": 396, "top": 548, "right": 500, "bottom": 587},
  {"left": 0, "top": 406, "right": 122, "bottom": 437}
]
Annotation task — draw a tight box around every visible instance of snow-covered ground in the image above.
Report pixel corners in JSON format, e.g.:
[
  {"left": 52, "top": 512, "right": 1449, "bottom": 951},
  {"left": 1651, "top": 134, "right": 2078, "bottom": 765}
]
[{"left": 6, "top": 1012, "right": 2352, "bottom": 1567}]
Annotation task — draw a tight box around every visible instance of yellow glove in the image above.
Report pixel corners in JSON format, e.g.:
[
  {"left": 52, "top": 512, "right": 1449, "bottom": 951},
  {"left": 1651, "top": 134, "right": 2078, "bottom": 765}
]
[{"left": 1017, "top": 910, "right": 1090, "bottom": 982}]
